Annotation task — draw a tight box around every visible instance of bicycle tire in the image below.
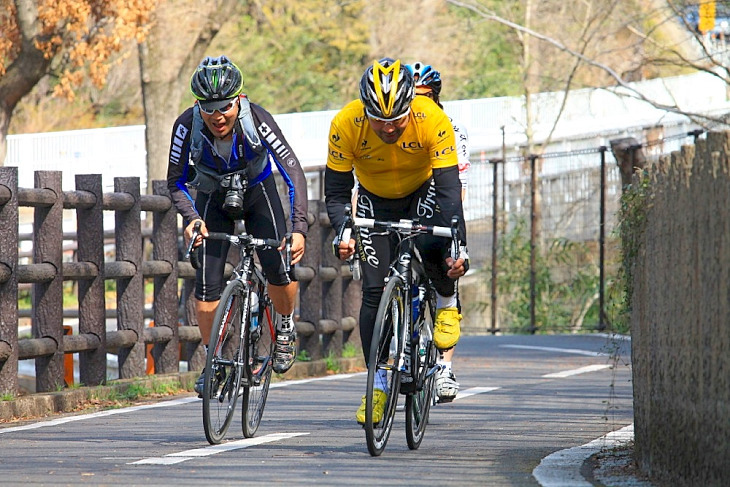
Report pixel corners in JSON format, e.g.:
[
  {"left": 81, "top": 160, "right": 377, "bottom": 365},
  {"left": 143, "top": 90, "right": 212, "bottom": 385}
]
[
  {"left": 365, "top": 276, "right": 404, "bottom": 457},
  {"left": 405, "top": 289, "right": 437, "bottom": 450},
  {"left": 203, "top": 279, "right": 245, "bottom": 445},
  {"left": 241, "top": 279, "right": 275, "bottom": 438}
]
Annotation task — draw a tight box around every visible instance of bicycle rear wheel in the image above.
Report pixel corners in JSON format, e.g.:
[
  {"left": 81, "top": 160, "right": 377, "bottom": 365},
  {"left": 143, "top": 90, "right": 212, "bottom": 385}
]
[
  {"left": 405, "top": 291, "right": 437, "bottom": 450},
  {"left": 241, "top": 281, "right": 275, "bottom": 438},
  {"left": 203, "top": 280, "right": 244, "bottom": 445},
  {"left": 365, "top": 276, "right": 404, "bottom": 457}
]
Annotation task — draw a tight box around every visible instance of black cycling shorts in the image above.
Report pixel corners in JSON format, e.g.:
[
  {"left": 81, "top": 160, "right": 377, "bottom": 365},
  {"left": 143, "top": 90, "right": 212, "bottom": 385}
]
[{"left": 194, "top": 173, "right": 293, "bottom": 301}]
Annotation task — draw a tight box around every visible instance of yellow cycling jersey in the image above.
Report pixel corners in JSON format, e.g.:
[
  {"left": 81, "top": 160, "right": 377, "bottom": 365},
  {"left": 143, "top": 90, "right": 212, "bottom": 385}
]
[{"left": 327, "top": 96, "right": 458, "bottom": 199}]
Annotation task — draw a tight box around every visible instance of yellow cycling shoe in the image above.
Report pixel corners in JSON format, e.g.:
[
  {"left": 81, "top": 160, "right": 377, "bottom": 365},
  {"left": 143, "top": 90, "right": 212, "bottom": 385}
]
[
  {"left": 434, "top": 307, "right": 462, "bottom": 350},
  {"left": 356, "top": 389, "right": 388, "bottom": 425}
]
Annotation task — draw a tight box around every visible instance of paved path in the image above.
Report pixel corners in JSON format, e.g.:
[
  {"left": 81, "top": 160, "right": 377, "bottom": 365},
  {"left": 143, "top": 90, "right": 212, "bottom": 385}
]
[{"left": 1, "top": 334, "right": 633, "bottom": 486}]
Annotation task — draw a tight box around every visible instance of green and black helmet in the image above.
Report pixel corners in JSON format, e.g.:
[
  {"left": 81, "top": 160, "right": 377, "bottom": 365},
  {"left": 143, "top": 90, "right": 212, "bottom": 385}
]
[{"left": 190, "top": 55, "right": 244, "bottom": 102}]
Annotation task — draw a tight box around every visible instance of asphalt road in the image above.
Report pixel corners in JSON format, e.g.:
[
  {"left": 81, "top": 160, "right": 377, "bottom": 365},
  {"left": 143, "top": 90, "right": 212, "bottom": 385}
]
[{"left": 0, "top": 334, "right": 634, "bottom": 486}]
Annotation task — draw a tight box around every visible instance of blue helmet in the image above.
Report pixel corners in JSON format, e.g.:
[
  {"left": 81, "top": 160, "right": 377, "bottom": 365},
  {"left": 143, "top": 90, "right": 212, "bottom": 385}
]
[{"left": 407, "top": 61, "right": 442, "bottom": 96}]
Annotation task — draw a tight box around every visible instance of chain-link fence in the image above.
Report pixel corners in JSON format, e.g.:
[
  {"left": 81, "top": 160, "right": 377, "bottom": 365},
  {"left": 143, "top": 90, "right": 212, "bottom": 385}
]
[{"left": 461, "top": 124, "right": 704, "bottom": 335}]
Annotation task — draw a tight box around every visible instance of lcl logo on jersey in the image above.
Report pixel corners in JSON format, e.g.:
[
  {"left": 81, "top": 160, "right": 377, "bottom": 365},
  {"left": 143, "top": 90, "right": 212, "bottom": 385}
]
[
  {"left": 354, "top": 115, "right": 366, "bottom": 127},
  {"left": 434, "top": 146, "right": 455, "bottom": 157},
  {"left": 329, "top": 149, "right": 345, "bottom": 160},
  {"left": 413, "top": 111, "right": 426, "bottom": 121},
  {"left": 401, "top": 141, "right": 424, "bottom": 150}
]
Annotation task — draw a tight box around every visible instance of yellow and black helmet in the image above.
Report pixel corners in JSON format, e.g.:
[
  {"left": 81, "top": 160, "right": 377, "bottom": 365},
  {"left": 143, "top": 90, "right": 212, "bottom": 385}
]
[{"left": 359, "top": 58, "right": 415, "bottom": 120}]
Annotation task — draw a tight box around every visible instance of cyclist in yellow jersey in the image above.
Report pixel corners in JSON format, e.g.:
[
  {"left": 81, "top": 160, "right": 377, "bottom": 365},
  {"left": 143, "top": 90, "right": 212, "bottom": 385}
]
[{"left": 325, "top": 58, "right": 468, "bottom": 424}]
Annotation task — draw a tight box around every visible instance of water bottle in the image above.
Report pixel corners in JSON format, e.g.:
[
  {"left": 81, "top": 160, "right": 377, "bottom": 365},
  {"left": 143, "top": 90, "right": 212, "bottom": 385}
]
[
  {"left": 249, "top": 292, "right": 259, "bottom": 332},
  {"left": 411, "top": 284, "right": 420, "bottom": 322}
]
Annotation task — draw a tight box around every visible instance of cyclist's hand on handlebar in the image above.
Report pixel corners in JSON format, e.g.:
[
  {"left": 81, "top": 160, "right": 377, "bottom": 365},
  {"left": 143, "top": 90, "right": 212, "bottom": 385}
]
[
  {"left": 280, "top": 232, "right": 306, "bottom": 265},
  {"left": 185, "top": 218, "right": 208, "bottom": 248},
  {"left": 336, "top": 238, "right": 356, "bottom": 261},
  {"left": 445, "top": 256, "right": 467, "bottom": 279}
]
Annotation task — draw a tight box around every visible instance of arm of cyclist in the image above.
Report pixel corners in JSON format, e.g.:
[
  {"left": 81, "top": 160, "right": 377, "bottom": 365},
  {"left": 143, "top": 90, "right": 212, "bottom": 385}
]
[
  {"left": 166, "top": 109, "right": 205, "bottom": 223},
  {"left": 325, "top": 167, "right": 357, "bottom": 261},
  {"left": 250, "top": 104, "right": 308, "bottom": 265},
  {"left": 252, "top": 104, "right": 309, "bottom": 238}
]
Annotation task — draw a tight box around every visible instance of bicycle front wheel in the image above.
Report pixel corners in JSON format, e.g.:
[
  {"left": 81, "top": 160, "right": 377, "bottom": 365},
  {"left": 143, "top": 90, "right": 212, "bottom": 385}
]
[
  {"left": 365, "top": 276, "right": 404, "bottom": 457},
  {"left": 405, "top": 291, "right": 437, "bottom": 450},
  {"left": 203, "top": 279, "right": 245, "bottom": 445},
  {"left": 241, "top": 281, "right": 275, "bottom": 438}
]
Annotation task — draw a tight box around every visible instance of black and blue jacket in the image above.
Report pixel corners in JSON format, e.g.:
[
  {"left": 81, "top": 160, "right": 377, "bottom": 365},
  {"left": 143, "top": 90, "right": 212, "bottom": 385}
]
[{"left": 166, "top": 98, "right": 308, "bottom": 236}]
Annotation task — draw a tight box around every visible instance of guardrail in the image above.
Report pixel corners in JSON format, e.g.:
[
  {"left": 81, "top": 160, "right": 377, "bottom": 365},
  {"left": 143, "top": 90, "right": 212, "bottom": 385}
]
[{"left": 0, "top": 167, "right": 360, "bottom": 395}]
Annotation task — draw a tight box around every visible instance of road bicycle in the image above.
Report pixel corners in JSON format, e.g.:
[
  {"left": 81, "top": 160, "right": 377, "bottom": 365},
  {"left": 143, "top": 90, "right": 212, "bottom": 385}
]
[
  {"left": 335, "top": 205, "right": 462, "bottom": 456},
  {"left": 186, "top": 222, "right": 290, "bottom": 444}
]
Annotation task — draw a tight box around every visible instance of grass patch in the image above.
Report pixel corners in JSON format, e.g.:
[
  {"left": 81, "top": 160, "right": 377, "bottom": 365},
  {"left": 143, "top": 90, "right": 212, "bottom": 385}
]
[
  {"left": 324, "top": 350, "right": 340, "bottom": 373},
  {"left": 342, "top": 342, "right": 360, "bottom": 358}
]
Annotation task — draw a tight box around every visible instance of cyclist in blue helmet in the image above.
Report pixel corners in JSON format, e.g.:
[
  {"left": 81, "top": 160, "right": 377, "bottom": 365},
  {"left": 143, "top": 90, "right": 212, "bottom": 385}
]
[{"left": 407, "top": 61, "right": 471, "bottom": 403}]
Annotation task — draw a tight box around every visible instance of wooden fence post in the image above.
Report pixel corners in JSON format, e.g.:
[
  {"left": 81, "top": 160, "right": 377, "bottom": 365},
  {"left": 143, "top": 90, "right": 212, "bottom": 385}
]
[
  {"left": 298, "top": 202, "right": 322, "bottom": 360},
  {"left": 151, "top": 180, "right": 179, "bottom": 374},
  {"left": 320, "top": 203, "right": 343, "bottom": 357},
  {"left": 75, "top": 174, "right": 106, "bottom": 386},
  {"left": 0, "top": 167, "right": 19, "bottom": 394},
  {"left": 33, "top": 171, "right": 64, "bottom": 393},
  {"left": 342, "top": 267, "right": 361, "bottom": 348},
  {"left": 114, "top": 177, "right": 145, "bottom": 378}
]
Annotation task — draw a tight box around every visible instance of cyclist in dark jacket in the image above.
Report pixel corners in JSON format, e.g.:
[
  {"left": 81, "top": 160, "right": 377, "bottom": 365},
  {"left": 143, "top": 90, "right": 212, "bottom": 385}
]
[{"left": 166, "top": 55, "right": 308, "bottom": 394}]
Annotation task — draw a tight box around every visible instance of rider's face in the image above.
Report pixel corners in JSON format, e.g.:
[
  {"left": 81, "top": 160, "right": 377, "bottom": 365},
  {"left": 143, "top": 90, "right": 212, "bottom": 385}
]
[
  {"left": 201, "top": 99, "right": 239, "bottom": 140},
  {"left": 368, "top": 113, "right": 410, "bottom": 144}
]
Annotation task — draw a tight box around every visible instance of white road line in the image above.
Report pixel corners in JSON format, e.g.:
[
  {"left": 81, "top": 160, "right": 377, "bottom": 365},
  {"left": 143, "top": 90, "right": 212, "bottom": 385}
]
[
  {"left": 454, "top": 386, "right": 500, "bottom": 400},
  {"left": 500, "top": 344, "right": 608, "bottom": 357},
  {"left": 0, "top": 397, "right": 198, "bottom": 434},
  {"left": 532, "top": 424, "right": 634, "bottom": 487},
  {"left": 129, "top": 432, "right": 309, "bottom": 465},
  {"left": 396, "top": 386, "right": 499, "bottom": 411},
  {"left": 1, "top": 373, "right": 366, "bottom": 434},
  {"left": 542, "top": 364, "right": 612, "bottom": 378}
]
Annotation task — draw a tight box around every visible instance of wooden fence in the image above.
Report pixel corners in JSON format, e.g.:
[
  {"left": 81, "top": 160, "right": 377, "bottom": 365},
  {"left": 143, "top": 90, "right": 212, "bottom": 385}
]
[{"left": 0, "top": 167, "right": 360, "bottom": 395}]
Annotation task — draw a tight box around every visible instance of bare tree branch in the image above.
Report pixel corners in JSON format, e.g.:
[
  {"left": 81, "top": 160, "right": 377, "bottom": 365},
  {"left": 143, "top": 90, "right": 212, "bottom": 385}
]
[{"left": 446, "top": 0, "right": 730, "bottom": 126}]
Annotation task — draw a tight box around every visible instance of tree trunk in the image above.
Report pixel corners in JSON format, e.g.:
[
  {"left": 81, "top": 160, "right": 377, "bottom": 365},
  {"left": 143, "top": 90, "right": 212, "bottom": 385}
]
[
  {"left": 0, "top": 0, "right": 51, "bottom": 165},
  {"left": 138, "top": 0, "right": 240, "bottom": 193}
]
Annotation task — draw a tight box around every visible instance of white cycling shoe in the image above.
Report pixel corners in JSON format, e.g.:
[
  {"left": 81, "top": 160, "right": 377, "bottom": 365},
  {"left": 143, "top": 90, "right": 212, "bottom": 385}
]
[{"left": 436, "top": 367, "right": 459, "bottom": 403}]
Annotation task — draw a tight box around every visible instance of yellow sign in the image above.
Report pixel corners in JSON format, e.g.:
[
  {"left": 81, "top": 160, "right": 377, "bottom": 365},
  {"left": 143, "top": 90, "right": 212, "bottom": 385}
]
[{"left": 699, "top": 1, "right": 717, "bottom": 34}]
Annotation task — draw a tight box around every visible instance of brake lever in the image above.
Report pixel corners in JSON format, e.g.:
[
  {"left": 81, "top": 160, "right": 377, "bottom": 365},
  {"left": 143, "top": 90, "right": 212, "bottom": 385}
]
[
  {"left": 184, "top": 220, "right": 202, "bottom": 261},
  {"left": 284, "top": 232, "right": 292, "bottom": 273},
  {"left": 450, "top": 215, "right": 460, "bottom": 261}
]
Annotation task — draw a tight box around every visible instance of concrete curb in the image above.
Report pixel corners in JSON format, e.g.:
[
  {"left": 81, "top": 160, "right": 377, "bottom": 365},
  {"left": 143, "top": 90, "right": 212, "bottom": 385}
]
[{"left": 0, "top": 357, "right": 365, "bottom": 423}]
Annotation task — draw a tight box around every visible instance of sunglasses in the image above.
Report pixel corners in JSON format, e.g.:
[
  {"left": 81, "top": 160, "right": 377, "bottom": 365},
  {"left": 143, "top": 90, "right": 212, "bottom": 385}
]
[
  {"left": 199, "top": 98, "right": 238, "bottom": 115},
  {"left": 366, "top": 109, "right": 410, "bottom": 127}
]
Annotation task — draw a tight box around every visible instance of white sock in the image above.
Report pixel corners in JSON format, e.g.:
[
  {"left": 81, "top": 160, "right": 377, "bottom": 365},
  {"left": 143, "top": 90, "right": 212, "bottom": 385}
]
[
  {"left": 278, "top": 313, "right": 294, "bottom": 332},
  {"left": 437, "top": 360, "right": 452, "bottom": 372},
  {"left": 436, "top": 292, "right": 457, "bottom": 309}
]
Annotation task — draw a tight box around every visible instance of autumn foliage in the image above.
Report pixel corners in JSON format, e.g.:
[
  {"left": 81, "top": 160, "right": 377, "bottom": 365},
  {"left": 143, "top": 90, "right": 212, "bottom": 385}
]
[{"left": 0, "top": 0, "right": 155, "bottom": 99}]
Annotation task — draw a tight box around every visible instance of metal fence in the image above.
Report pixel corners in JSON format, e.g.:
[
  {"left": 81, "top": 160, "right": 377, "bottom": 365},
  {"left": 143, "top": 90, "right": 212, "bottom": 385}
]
[{"left": 459, "top": 126, "right": 704, "bottom": 335}]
